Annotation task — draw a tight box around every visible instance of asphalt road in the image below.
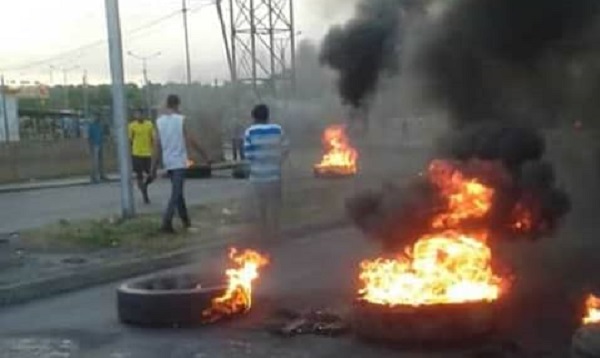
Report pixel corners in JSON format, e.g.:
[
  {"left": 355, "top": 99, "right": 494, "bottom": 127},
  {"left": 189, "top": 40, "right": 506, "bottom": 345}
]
[
  {"left": 0, "top": 226, "right": 583, "bottom": 358},
  {"left": 0, "top": 145, "right": 429, "bottom": 234},
  {"left": 0, "top": 176, "right": 253, "bottom": 234}
]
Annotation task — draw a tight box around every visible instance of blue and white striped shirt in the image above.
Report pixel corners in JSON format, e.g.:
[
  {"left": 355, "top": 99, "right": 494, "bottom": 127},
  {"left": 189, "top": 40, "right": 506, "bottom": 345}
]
[{"left": 244, "top": 123, "right": 288, "bottom": 182}]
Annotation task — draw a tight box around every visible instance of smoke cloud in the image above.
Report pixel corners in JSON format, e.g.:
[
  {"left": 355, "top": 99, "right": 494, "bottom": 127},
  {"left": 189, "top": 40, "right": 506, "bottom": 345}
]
[
  {"left": 421, "top": 0, "right": 600, "bottom": 127},
  {"left": 319, "top": 0, "right": 408, "bottom": 108},
  {"left": 340, "top": 0, "right": 598, "bottom": 250}
]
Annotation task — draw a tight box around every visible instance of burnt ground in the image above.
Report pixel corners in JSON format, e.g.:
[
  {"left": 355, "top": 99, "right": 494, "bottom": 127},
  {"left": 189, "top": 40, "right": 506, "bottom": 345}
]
[{"left": 0, "top": 133, "right": 598, "bottom": 357}]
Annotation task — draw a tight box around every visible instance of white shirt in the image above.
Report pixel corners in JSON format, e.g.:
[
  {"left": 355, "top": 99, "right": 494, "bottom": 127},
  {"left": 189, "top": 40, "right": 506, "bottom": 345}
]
[{"left": 156, "top": 113, "right": 188, "bottom": 171}]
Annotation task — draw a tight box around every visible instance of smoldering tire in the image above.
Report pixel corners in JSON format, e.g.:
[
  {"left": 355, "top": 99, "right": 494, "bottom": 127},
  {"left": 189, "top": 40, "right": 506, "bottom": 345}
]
[{"left": 117, "top": 273, "right": 226, "bottom": 327}]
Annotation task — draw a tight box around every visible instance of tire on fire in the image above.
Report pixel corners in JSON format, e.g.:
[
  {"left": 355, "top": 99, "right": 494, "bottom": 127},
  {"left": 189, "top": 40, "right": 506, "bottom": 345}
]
[
  {"left": 117, "top": 273, "right": 226, "bottom": 327},
  {"left": 353, "top": 299, "right": 498, "bottom": 344}
]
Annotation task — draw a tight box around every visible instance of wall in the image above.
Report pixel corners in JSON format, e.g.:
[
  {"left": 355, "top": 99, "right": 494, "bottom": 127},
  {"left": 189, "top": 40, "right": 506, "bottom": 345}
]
[{"left": 0, "top": 140, "right": 118, "bottom": 183}]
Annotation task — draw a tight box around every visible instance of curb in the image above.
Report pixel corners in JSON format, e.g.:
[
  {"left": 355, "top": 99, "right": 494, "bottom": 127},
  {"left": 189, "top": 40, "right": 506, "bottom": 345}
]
[
  {"left": 0, "top": 178, "right": 120, "bottom": 194},
  {"left": 0, "top": 163, "right": 239, "bottom": 194},
  {"left": 0, "top": 218, "right": 347, "bottom": 307}
]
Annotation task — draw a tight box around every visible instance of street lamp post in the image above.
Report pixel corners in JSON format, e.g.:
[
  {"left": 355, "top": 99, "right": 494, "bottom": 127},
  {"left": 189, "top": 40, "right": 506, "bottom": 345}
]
[
  {"left": 105, "top": 0, "right": 135, "bottom": 219},
  {"left": 128, "top": 51, "right": 161, "bottom": 117}
]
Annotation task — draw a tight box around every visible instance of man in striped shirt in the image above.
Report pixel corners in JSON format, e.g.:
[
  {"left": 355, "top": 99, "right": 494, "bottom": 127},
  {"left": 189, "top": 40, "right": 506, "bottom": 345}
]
[{"left": 244, "top": 104, "right": 289, "bottom": 240}]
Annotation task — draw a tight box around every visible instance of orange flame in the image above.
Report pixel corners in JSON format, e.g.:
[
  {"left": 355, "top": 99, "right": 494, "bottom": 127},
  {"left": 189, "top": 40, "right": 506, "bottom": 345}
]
[
  {"left": 359, "top": 160, "right": 507, "bottom": 306},
  {"left": 583, "top": 295, "right": 600, "bottom": 325},
  {"left": 511, "top": 203, "right": 534, "bottom": 232},
  {"left": 429, "top": 160, "right": 495, "bottom": 229},
  {"left": 314, "top": 125, "right": 358, "bottom": 176},
  {"left": 202, "top": 248, "right": 269, "bottom": 323}
]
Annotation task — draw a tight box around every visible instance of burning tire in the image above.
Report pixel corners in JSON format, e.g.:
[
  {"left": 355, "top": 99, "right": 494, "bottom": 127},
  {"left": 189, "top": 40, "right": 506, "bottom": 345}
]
[
  {"left": 117, "top": 273, "right": 226, "bottom": 327},
  {"left": 353, "top": 299, "right": 497, "bottom": 344},
  {"left": 313, "top": 167, "right": 356, "bottom": 179}
]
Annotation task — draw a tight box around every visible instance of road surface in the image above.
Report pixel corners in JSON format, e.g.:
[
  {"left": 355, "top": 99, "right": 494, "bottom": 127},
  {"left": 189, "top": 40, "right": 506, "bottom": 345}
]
[
  {"left": 0, "top": 146, "right": 429, "bottom": 234},
  {"left": 0, "top": 227, "right": 577, "bottom": 358},
  {"left": 0, "top": 176, "right": 252, "bottom": 233}
]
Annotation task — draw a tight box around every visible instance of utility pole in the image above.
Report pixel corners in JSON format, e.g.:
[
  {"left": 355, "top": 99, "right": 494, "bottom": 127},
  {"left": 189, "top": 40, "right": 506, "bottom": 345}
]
[
  {"left": 61, "top": 65, "right": 79, "bottom": 109},
  {"left": 105, "top": 0, "right": 135, "bottom": 218},
  {"left": 1, "top": 75, "right": 9, "bottom": 143},
  {"left": 83, "top": 70, "right": 90, "bottom": 119},
  {"left": 182, "top": 0, "right": 192, "bottom": 85},
  {"left": 49, "top": 65, "right": 55, "bottom": 86},
  {"left": 128, "top": 51, "right": 161, "bottom": 117}
]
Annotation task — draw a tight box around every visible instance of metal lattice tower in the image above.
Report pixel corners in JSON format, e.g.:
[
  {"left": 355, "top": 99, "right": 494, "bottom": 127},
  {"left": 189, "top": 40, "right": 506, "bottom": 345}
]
[{"left": 226, "top": 0, "right": 296, "bottom": 98}]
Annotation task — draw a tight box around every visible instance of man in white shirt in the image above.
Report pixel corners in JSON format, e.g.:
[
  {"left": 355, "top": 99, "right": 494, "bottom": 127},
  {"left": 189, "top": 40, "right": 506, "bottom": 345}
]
[{"left": 151, "top": 95, "right": 209, "bottom": 234}]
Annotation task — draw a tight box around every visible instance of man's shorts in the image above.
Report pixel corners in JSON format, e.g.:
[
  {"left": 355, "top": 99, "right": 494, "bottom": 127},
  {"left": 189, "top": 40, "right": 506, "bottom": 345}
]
[{"left": 132, "top": 156, "right": 152, "bottom": 175}]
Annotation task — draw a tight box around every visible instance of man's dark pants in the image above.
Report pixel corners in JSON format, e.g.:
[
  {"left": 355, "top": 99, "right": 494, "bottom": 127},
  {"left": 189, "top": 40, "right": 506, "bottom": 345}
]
[
  {"left": 232, "top": 138, "right": 245, "bottom": 161},
  {"left": 162, "top": 169, "right": 190, "bottom": 230}
]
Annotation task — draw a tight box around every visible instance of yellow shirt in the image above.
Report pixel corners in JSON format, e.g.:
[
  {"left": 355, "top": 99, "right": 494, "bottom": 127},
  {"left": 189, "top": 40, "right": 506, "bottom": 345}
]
[{"left": 128, "top": 120, "right": 154, "bottom": 157}]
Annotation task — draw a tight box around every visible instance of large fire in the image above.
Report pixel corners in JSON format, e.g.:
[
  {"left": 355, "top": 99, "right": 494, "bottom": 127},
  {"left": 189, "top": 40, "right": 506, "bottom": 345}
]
[
  {"left": 314, "top": 125, "right": 358, "bottom": 176},
  {"left": 583, "top": 295, "right": 600, "bottom": 326},
  {"left": 202, "top": 248, "right": 269, "bottom": 323},
  {"left": 358, "top": 160, "right": 508, "bottom": 306}
]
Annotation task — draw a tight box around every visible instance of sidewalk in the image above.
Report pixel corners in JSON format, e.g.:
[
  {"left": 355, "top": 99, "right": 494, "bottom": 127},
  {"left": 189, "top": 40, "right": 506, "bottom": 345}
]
[
  {"left": 0, "top": 162, "right": 239, "bottom": 194},
  {"left": 0, "top": 175, "right": 120, "bottom": 194},
  {"left": 0, "top": 181, "right": 349, "bottom": 306}
]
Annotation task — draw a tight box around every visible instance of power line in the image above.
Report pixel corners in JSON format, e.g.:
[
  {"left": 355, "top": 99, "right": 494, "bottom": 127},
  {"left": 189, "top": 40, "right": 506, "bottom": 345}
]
[{"left": 3, "top": 4, "right": 212, "bottom": 73}]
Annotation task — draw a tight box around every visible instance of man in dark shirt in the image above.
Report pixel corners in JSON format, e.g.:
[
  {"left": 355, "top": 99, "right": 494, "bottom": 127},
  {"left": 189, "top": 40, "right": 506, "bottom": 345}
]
[{"left": 88, "top": 116, "right": 106, "bottom": 183}]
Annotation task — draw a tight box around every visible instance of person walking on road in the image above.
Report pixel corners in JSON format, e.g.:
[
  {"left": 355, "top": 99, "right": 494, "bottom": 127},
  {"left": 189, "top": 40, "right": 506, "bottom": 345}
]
[
  {"left": 151, "top": 95, "right": 209, "bottom": 234},
  {"left": 244, "top": 104, "right": 289, "bottom": 241},
  {"left": 129, "top": 109, "right": 155, "bottom": 204},
  {"left": 88, "top": 115, "right": 106, "bottom": 184}
]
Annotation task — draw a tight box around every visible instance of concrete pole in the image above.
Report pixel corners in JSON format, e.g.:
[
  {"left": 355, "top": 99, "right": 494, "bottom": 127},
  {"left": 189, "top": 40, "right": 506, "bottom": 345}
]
[
  {"left": 63, "top": 70, "right": 69, "bottom": 109},
  {"left": 1, "top": 75, "right": 9, "bottom": 143},
  {"left": 128, "top": 51, "right": 161, "bottom": 118},
  {"left": 83, "top": 70, "right": 90, "bottom": 119},
  {"left": 143, "top": 60, "right": 152, "bottom": 118},
  {"left": 182, "top": 0, "right": 192, "bottom": 85},
  {"left": 105, "top": 0, "right": 135, "bottom": 218}
]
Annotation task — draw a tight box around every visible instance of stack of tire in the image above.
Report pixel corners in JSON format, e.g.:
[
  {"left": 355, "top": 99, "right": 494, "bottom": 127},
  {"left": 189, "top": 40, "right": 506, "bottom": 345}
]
[{"left": 232, "top": 163, "right": 250, "bottom": 179}]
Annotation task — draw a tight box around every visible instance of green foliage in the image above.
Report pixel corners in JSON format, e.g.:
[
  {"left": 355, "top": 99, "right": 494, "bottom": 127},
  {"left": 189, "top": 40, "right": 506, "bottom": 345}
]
[{"left": 45, "top": 216, "right": 162, "bottom": 249}]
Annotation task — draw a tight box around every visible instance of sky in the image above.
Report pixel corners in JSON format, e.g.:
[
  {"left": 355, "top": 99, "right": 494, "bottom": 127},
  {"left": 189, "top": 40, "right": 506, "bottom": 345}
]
[{"left": 0, "top": 0, "right": 357, "bottom": 86}]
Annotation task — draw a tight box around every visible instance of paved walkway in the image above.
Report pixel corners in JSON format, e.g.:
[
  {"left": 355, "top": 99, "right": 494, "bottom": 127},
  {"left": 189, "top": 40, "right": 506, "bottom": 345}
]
[{"left": 0, "top": 162, "right": 238, "bottom": 194}]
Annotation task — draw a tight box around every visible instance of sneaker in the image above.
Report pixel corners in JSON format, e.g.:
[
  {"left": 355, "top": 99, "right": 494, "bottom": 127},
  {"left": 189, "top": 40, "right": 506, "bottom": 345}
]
[{"left": 186, "top": 226, "right": 200, "bottom": 234}]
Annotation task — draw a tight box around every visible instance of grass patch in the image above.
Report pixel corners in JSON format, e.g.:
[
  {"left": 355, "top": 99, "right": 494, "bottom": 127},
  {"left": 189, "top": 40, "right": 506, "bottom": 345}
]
[{"left": 20, "top": 184, "right": 347, "bottom": 253}]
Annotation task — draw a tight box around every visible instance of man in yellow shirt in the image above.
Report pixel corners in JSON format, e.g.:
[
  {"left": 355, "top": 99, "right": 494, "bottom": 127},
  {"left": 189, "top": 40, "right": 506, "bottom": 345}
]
[{"left": 129, "top": 109, "right": 155, "bottom": 204}]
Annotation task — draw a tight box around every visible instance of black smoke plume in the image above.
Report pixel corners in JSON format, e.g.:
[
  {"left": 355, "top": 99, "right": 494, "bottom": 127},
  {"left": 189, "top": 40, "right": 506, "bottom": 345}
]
[
  {"left": 422, "top": 0, "right": 600, "bottom": 127},
  {"left": 344, "top": 0, "right": 590, "bottom": 250},
  {"left": 347, "top": 125, "right": 571, "bottom": 251},
  {"left": 319, "top": 0, "right": 407, "bottom": 108}
]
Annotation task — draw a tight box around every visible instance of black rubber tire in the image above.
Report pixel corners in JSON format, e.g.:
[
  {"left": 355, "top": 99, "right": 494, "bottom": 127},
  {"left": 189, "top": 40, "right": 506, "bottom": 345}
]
[
  {"left": 117, "top": 273, "right": 226, "bottom": 327},
  {"left": 186, "top": 165, "right": 212, "bottom": 179}
]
